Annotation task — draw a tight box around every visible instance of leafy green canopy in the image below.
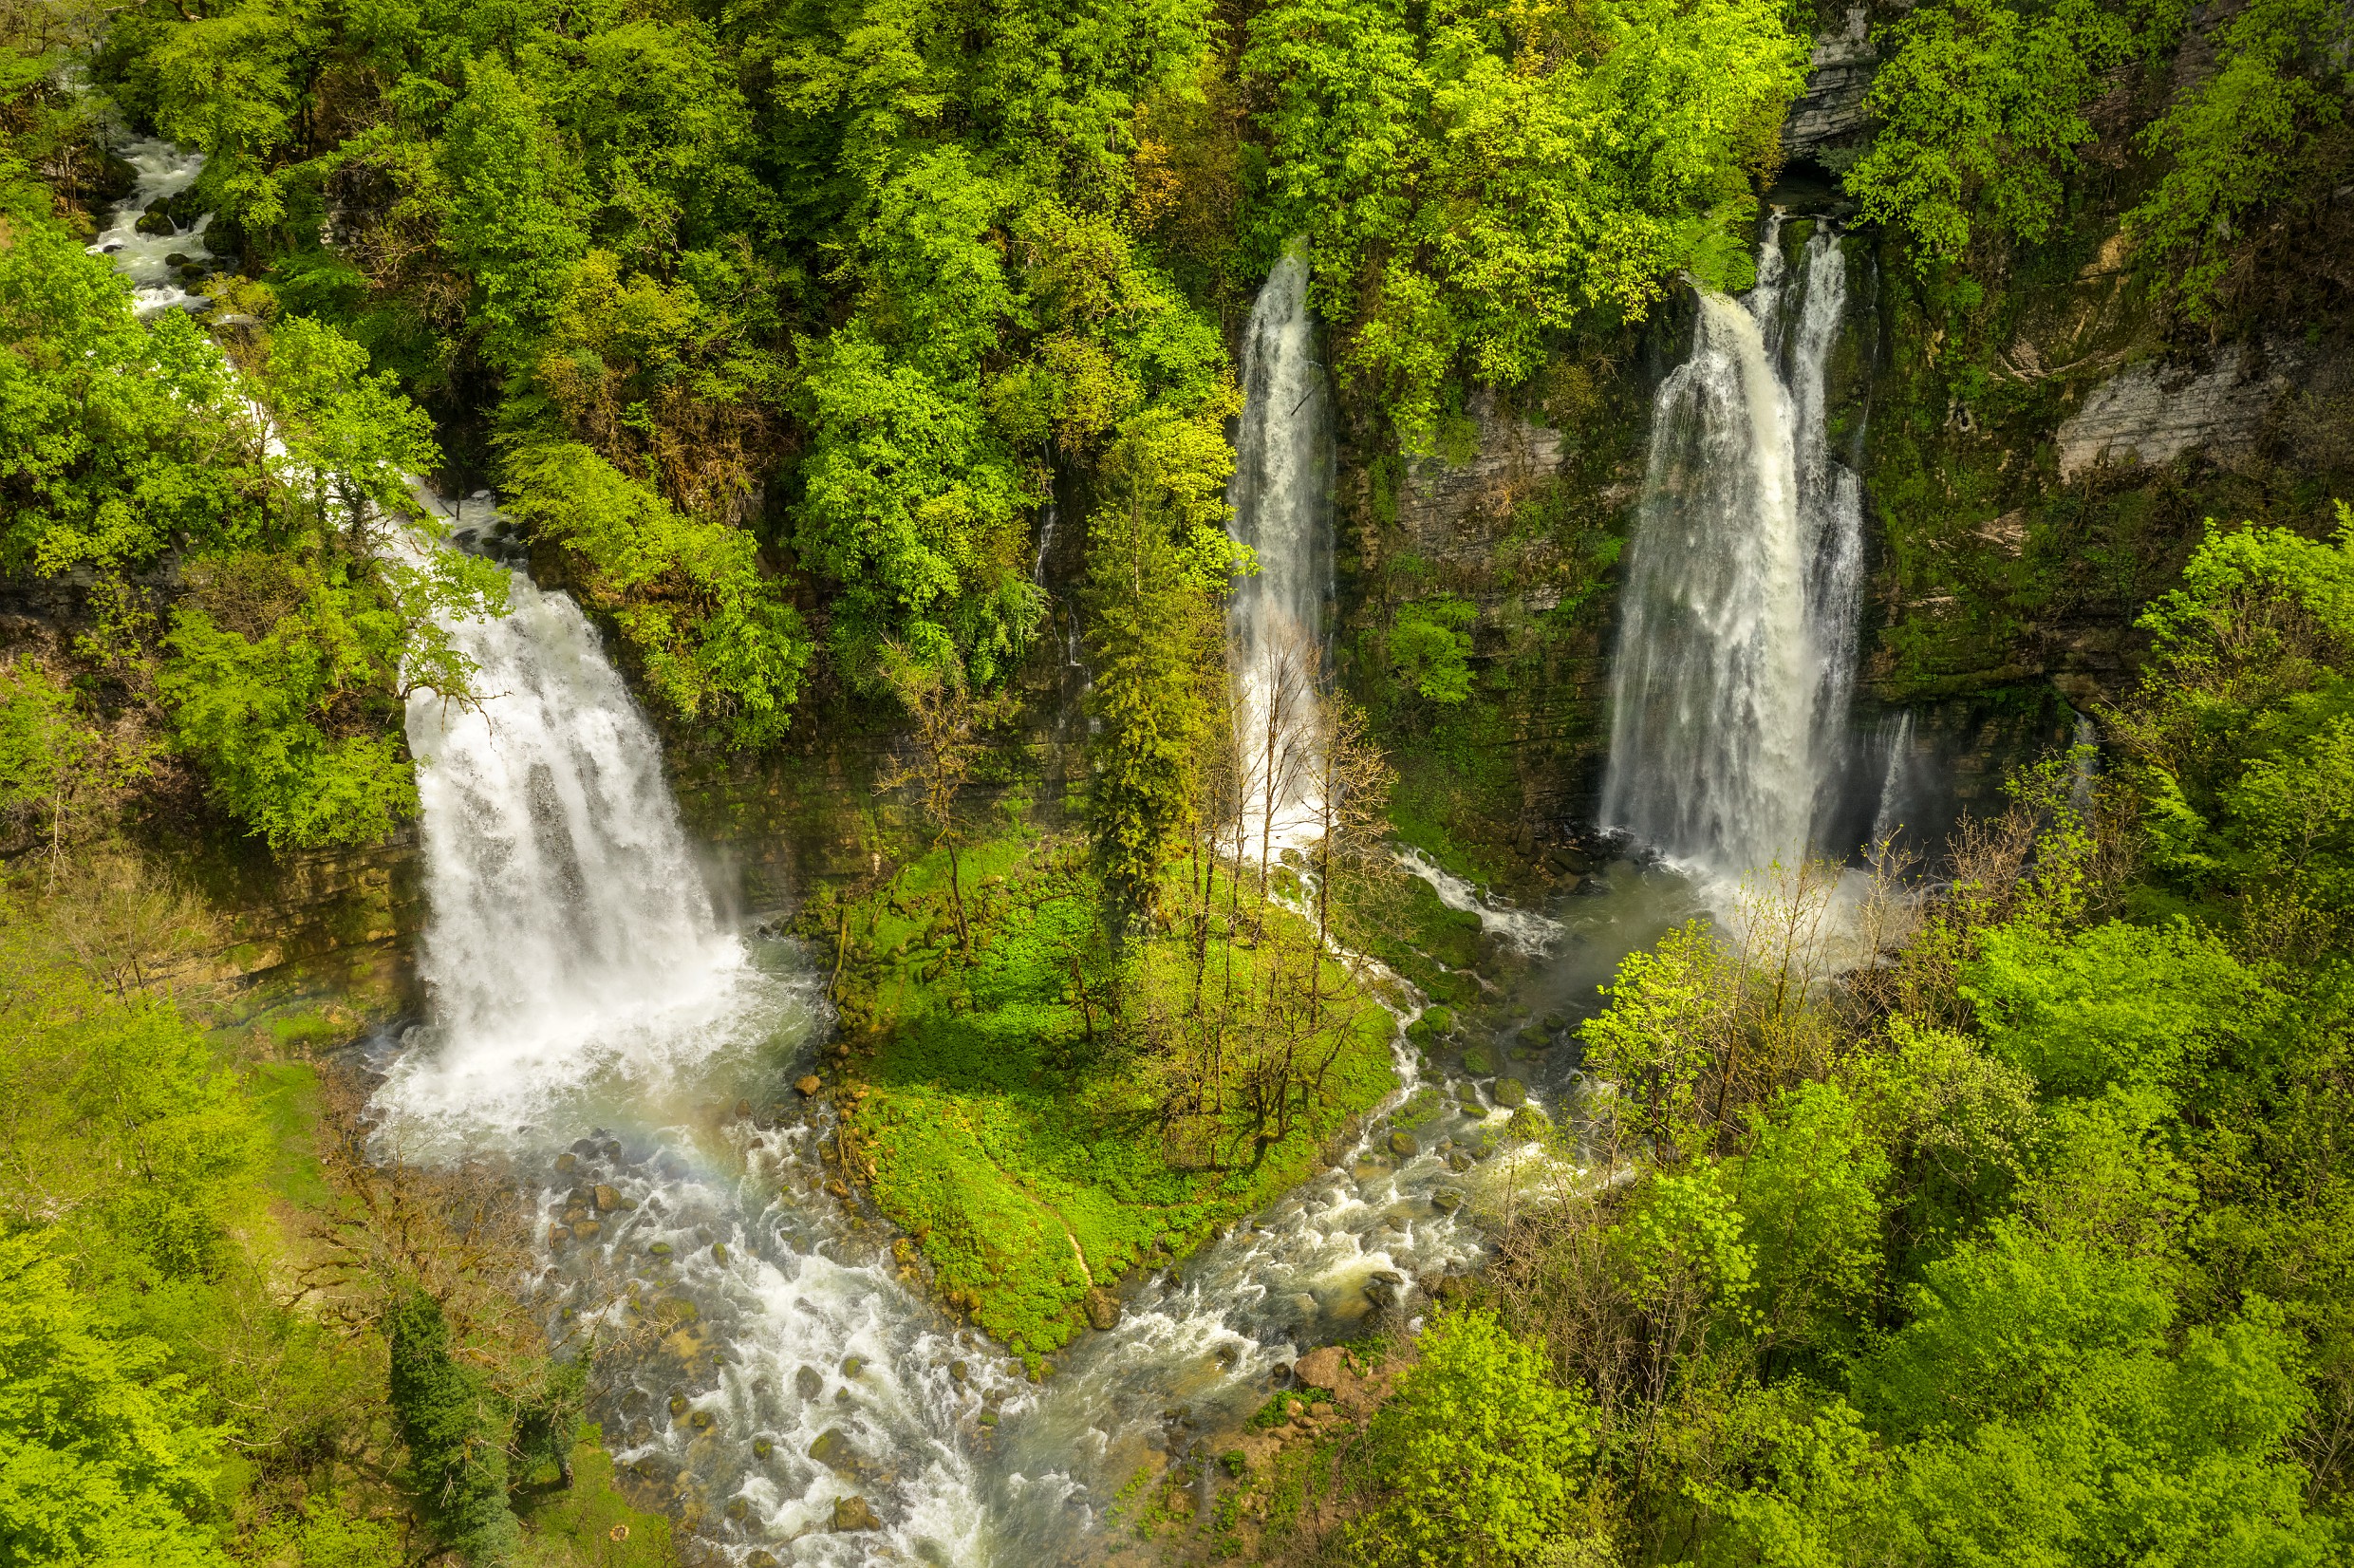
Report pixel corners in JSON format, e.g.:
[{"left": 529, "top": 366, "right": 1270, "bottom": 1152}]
[
  {"left": 1350, "top": 1310, "right": 1598, "bottom": 1567},
  {"left": 1243, "top": 0, "right": 1805, "bottom": 449},
  {"left": 2109, "top": 510, "right": 2354, "bottom": 918},
  {"left": 0, "top": 1234, "right": 230, "bottom": 1568},
  {"left": 1843, "top": 0, "right": 2136, "bottom": 265},
  {"left": 0, "top": 220, "right": 504, "bottom": 849}
]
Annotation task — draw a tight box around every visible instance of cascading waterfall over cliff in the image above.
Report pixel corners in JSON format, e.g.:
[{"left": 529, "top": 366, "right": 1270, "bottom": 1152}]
[
  {"left": 382, "top": 570, "right": 757, "bottom": 1131},
  {"left": 366, "top": 528, "right": 1485, "bottom": 1565},
  {"left": 1601, "top": 221, "right": 1864, "bottom": 879},
  {"left": 1227, "top": 251, "right": 1335, "bottom": 854}
]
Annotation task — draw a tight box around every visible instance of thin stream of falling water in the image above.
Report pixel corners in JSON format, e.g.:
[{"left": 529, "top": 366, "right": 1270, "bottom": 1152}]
[{"left": 1226, "top": 249, "right": 1334, "bottom": 855}]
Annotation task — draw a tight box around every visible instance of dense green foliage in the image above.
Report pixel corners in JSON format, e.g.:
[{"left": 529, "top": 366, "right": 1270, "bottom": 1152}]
[
  {"left": 0, "top": 873, "right": 668, "bottom": 1568},
  {"left": 1252, "top": 517, "right": 2354, "bottom": 1564},
  {"left": 1244, "top": 0, "right": 1805, "bottom": 447}
]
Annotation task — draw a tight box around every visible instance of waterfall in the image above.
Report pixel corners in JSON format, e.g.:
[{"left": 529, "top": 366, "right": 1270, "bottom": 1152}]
[
  {"left": 364, "top": 529, "right": 1490, "bottom": 1565},
  {"left": 1227, "top": 250, "right": 1334, "bottom": 855},
  {"left": 377, "top": 563, "right": 760, "bottom": 1135},
  {"left": 1868, "top": 709, "right": 1917, "bottom": 850},
  {"left": 1600, "top": 221, "right": 1864, "bottom": 879}
]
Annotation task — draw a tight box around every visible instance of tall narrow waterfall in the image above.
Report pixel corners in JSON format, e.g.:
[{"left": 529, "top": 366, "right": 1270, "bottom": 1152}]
[
  {"left": 1601, "top": 222, "right": 1864, "bottom": 878},
  {"left": 1227, "top": 251, "right": 1334, "bottom": 853}
]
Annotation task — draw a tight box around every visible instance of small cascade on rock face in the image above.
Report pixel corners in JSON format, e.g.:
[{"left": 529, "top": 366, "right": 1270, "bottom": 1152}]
[
  {"left": 2067, "top": 708, "right": 2101, "bottom": 812},
  {"left": 1601, "top": 220, "right": 1865, "bottom": 881},
  {"left": 1227, "top": 250, "right": 1335, "bottom": 855},
  {"left": 1868, "top": 710, "right": 1919, "bottom": 851}
]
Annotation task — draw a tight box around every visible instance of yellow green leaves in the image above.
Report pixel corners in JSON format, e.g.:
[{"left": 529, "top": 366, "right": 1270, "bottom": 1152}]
[
  {"left": 1387, "top": 594, "right": 1477, "bottom": 705},
  {"left": 501, "top": 442, "right": 811, "bottom": 746},
  {"left": 1350, "top": 1310, "right": 1598, "bottom": 1568},
  {"left": 1244, "top": 0, "right": 1803, "bottom": 448},
  {"left": 1845, "top": 0, "right": 2134, "bottom": 264}
]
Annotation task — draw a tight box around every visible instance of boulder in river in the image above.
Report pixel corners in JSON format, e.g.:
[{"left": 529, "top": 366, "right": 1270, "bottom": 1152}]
[
  {"left": 1294, "top": 1346, "right": 1345, "bottom": 1390},
  {"left": 1495, "top": 1077, "right": 1529, "bottom": 1109},
  {"left": 1431, "top": 1188, "right": 1465, "bottom": 1213},
  {"left": 795, "top": 1365, "right": 825, "bottom": 1400},
  {"left": 1388, "top": 1129, "right": 1420, "bottom": 1159},
  {"left": 832, "top": 1494, "right": 882, "bottom": 1532},
  {"left": 809, "top": 1428, "right": 856, "bottom": 1471},
  {"left": 1083, "top": 1287, "right": 1121, "bottom": 1331}
]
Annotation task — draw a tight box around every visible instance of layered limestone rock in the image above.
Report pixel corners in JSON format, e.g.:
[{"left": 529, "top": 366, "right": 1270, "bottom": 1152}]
[
  {"left": 2056, "top": 342, "right": 2305, "bottom": 480},
  {"left": 1784, "top": 7, "right": 1877, "bottom": 158}
]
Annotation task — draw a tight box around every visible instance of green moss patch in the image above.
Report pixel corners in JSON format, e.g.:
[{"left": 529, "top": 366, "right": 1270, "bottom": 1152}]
[{"left": 816, "top": 833, "right": 1400, "bottom": 1357}]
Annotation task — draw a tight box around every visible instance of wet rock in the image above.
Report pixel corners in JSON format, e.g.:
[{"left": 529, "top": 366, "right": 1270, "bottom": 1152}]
[
  {"left": 746, "top": 1555, "right": 778, "bottom": 1568},
  {"left": 669, "top": 1393, "right": 689, "bottom": 1417},
  {"left": 795, "top": 1073, "right": 822, "bottom": 1096},
  {"left": 1494, "top": 1077, "right": 1528, "bottom": 1110},
  {"left": 1294, "top": 1347, "right": 1345, "bottom": 1391},
  {"left": 948, "top": 1359, "right": 968, "bottom": 1384},
  {"left": 1269, "top": 1362, "right": 1294, "bottom": 1388},
  {"left": 1388, "top": 1130, "right": 1420, "bottom": 1159},
  {"left": 832, "top": 1494, "right": 882, "bottom": 1532},
  {"left": 1431, "top": 1188, "right": 1465, "bottom": 1213},
  {"left": 648, "top": 1241, "right": 673, "bottom": 1258},
  {"left": 604, "top": 1140, "right": 623, "bottom": 1161},
  {"left": 135, "top": 209, "right": 176, "bottom": 236},
  {"left": 571, "top": 1137, "right": 599, "bottom": 1157},
  {"left": 794, "top": 1365, "right": 824, "bottom": 1401},
  {"left": 723, "top": 1499, "right": 750, "bottom": 1522},
  {"left": 712, "top": 1242, "right": 728, "bottom": 1261},
  {"left": 689, "top": 1409, "right": 716, "bottom": 1431},
  {"left": 555, "top": 1152, "right": 578, "bottom": 1175},
  {"left": 752, "top": 1437, "right": 774, "bottom": 1459},
  {"left": 1462, "top": 1043, "right": 1497, "bottom": 1075},
  {"left": 1364, "top": 1270, "right": 1411, "bottom": 1308},
  {"left": 1082, "top": 1287, "right": 1121, "bottom": 1332},
  {"left": 572, "top": 1220, "right": 602, "bottom": 1241},
  {"left": 595, "top": 1185, "right": 622, "bottom": 1211},
  {"left": 549, "top": 1225, "right": 571, "bottom": 1246},
  {"left": 1448, "top": 1148, "right": 1474, "bottom": 1172},
  {"left": 734, "top": 1098, "right": 752, "bottom": 1119},
  {"left": 809, "top": 1429, "right": 856, "bottom": 1471},
  {"left": 977, "top": 1409, "right": 999, "bottom": 1428},
  {"left": 163, "top": 252, "right": 190, "bottom": 268},
  {"left": 842, "top": 1355, "right": 865, "bottom": 1379}
]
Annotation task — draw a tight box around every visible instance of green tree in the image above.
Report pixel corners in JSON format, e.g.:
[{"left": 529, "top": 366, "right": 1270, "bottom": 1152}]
[
  {"left": 1388, "top": 594, "right": 1476, "bottom": 706},
  {"left": 1844, "top": 0, "right": 2133, "bottom": 265},
  {"left": 385, "top": 1290, "right": 518, "bottom": 1566},
  {"left": 1083, "top": 399, "right": 1245, "bottom": 917},
  {"left": 0, "top": 1233, "right": 229, "bottom": 1568},
  {"left": 1349, "top": 1309, "right": 1598, "bottom": 1568}
]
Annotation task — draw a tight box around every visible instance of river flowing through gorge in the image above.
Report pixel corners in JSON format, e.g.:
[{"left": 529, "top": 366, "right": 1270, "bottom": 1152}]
[{"left": 96, "top": 175, "right": 1899, "bottom": 1562}]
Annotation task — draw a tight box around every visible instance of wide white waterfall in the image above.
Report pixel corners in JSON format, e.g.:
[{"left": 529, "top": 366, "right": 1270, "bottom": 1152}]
[
  {"left": 1226, "top": 251, "right": 1334, "bottom": 856},
  {"left": 1600, "top": 222, "right": 1864, "bottom": 879},
  {"left": 375, "top": 566, "right": 763, "bottom": 1135}
]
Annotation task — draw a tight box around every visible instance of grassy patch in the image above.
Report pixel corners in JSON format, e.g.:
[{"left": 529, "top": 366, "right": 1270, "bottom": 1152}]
[
  {"left": 816, "top": 832, "right": 1400, "bottom": 1357},
  {"left": 514, "top": 1432, "right": 680, "bottom": 1568}
]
